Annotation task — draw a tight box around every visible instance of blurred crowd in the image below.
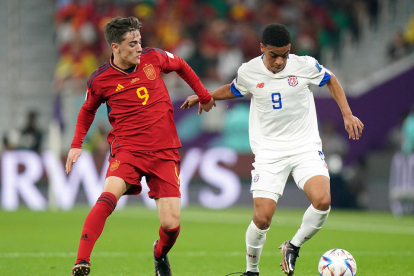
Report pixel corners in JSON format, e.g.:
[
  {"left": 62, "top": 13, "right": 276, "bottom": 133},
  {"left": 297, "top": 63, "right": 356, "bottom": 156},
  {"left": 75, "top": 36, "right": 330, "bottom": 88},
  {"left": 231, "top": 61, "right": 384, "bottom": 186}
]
[
  {"left": 387, "top": 104, "right": 414, "bottom": 155},
  {"left": 388, "top": 14, "right": 414, "bottom": 62},
  {"left": 2, "top": 111, "right": 43, "bottom": 153},
  {"left": 53, "top": 0, "right": 379, "bottom": 93}
]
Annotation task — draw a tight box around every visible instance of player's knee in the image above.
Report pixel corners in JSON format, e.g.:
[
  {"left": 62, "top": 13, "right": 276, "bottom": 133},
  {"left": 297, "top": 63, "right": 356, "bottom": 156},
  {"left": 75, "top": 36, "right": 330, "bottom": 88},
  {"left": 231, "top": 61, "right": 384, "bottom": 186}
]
[
  {"left": 253, "top": 214, "right": 272, "bottom": 230},
  {"left": 313, "top": 194, "right": 331, "bottom": 211},
  {"left": 160, "top": 215, "right": 180, "bottom": 229},
  {"left": 161, "top": 221, "right": 180, "bottom": 229}
]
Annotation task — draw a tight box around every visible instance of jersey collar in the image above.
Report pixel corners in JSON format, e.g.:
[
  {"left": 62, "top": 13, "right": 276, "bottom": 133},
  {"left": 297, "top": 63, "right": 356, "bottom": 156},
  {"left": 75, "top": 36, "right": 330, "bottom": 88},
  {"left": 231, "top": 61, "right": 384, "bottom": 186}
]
[
  {"left": 110, "top": 54, "right": 138, "bottom": 75},
  {"left": 260, "top": 54, "right": 290, "bottom": 77}
]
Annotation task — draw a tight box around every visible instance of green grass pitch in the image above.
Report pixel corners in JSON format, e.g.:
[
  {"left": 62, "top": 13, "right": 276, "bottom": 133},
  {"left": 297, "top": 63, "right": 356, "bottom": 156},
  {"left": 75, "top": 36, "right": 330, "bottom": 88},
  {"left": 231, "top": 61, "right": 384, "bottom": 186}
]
[{"left": 1, "top": 206, "right": 413, "bottom": 275}]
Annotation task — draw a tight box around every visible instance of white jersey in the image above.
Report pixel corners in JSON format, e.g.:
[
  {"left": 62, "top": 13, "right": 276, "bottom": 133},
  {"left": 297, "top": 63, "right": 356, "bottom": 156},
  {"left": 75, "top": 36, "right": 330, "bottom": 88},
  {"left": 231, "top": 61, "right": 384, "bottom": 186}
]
[{"left": 231, "top": 54, "right": 332, "bottom": 156}]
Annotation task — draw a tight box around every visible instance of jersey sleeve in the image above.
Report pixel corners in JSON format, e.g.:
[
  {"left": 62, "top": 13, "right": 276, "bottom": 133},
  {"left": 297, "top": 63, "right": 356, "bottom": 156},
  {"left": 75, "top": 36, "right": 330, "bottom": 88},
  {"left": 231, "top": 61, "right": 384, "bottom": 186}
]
[
  {"left": 306, "top": 56, "right": 332, "bottom": 87},
  {"left": 155, "top": 49, "right": 212, "bottom": 104},
  {"left": 70, "top": 84, "right": 103, "bottom": 148},
  {"left": 230, "top": 66, "right": 250, "bottom": 97}
]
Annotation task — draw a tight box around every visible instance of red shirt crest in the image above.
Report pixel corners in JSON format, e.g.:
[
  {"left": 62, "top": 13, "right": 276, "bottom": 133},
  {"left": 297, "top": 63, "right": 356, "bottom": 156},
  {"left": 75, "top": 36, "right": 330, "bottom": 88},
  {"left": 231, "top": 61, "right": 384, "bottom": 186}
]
[{"left": 143, "top": 64, "right": 156, "bottom": 80}]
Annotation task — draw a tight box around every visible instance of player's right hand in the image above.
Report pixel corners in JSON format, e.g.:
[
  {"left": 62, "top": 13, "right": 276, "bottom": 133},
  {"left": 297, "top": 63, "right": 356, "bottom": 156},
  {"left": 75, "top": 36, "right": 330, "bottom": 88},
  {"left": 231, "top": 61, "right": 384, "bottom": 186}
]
[
  {"left": 65, "top": 148, "right": 82, "bottom": 174},
  {"left": 198, "top": 97, "right": 216, "bottom": 115}
]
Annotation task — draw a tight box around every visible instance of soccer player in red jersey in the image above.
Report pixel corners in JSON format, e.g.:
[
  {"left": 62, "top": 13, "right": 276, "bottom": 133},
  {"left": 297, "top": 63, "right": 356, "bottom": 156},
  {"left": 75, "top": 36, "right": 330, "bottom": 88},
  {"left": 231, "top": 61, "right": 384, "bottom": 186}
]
[{"left": 66, "top": 17, "right": 215, "bottom": 276}]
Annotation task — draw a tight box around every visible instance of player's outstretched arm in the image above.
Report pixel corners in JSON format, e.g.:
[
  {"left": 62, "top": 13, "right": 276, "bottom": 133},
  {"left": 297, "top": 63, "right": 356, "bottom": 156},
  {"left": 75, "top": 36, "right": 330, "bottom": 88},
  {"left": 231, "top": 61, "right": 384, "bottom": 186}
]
[
  {"left": 181, "top": 84, "right": 238, "bottom": 114},
  {"left": 67, "top": 91, "right": 101, "bottom": 174},
  {"left": 326, "top": 74, "right": 364, "bottom": 140},
  {"left": 65, "top": 148, "right": 82, "bottom": 174}
]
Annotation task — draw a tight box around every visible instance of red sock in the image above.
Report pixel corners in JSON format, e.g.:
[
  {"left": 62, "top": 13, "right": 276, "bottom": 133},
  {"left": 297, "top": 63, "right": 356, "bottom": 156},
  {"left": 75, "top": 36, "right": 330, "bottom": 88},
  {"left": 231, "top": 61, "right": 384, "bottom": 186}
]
[
  {"left": 154, "top": 225, "right": 181, "bottom": 258},
  {"left": 76, "top": 192, "right": 117, "bottom": 263}
]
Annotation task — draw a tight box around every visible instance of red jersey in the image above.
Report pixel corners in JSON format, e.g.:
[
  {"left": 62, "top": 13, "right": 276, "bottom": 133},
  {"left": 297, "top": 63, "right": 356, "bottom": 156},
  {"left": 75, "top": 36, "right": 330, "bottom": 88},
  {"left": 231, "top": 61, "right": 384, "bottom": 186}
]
[{"left": 71, "top": 47, "right": 211, "bottom": 155}]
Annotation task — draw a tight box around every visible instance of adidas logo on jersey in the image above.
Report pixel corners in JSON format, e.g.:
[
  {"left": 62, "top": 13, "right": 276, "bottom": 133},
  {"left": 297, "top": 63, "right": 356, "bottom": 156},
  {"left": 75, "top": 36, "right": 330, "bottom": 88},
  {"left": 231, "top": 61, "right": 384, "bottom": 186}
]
[{"left": 116, "top": 84, "right": 124, "bottom": 91}]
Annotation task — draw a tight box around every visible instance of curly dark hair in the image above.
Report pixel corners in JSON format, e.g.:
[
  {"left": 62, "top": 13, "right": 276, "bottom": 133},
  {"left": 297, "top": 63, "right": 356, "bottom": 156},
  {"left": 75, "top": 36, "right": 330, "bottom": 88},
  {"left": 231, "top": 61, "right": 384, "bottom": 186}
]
[
  {"left": 262, "top": 24, "right": 291, "bottom": 47},
  {"left": 104, "top": 17, "right": 142, "bottom": 46}
]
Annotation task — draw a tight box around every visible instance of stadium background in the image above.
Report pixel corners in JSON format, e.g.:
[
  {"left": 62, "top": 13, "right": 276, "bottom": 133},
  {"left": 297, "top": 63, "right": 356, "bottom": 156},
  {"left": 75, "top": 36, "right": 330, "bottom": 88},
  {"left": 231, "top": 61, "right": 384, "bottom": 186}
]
[
  {"left": 1, "top": 0, "right": 414, "bottom": 213},
  {"left": 1, "top": 0, "right": 414, "bottom": 275}
]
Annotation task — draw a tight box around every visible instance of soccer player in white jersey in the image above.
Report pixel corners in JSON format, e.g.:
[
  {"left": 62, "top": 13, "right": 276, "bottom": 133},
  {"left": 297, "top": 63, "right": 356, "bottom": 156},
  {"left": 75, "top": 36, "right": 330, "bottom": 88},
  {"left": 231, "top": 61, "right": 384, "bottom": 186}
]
[{"left": 181, "top": 24, "right": 364, "bottom": 276}]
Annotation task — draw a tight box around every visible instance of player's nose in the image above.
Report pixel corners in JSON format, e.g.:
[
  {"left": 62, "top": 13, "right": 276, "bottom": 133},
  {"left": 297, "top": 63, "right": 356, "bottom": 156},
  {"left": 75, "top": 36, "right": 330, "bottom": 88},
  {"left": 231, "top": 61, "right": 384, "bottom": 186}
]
[{"left": 275, "top": 57, "right": 284, "bottom": 65}]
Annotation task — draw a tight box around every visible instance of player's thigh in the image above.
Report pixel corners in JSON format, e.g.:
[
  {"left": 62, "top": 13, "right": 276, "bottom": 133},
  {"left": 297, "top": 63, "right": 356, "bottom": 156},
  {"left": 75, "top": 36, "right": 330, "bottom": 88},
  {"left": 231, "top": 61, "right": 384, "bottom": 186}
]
[
  {"left": 103, "top": 176, "right": 132, "bottom": 200},
  {"left": 303, "top": 175, "right": 330, "bottom": 210},
  {"left": 106, "top": 152, "right": 144, "bottom": 196},
  {"left": 155, "top": 197, "right": 181, "bottom": 229},
  {"left": 290, "top": 150, "right": 330, "bottom": 191},
  {"left": 290, "top": 150, "right": 330, "bottom": 209}
]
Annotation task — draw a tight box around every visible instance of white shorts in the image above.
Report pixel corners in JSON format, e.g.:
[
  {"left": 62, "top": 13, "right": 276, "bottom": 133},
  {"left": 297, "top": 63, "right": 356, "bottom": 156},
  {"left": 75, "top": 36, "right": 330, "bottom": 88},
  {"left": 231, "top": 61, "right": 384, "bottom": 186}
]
[{"left": 250, "top": 150, "right": 330, "bottom": 201}]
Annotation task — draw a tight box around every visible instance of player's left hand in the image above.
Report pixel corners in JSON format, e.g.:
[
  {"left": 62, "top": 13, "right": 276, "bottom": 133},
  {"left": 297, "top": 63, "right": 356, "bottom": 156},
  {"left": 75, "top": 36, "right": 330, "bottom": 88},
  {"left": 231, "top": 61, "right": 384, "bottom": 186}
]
[
  {"left": 198, "top": 97, "right": 216, "bottom": 115},
  {"left": 344, "top": 114, "right": 364, "bottom": 140},
  {"left": 180, "top": 95, "right": 199, "bottom": 109}
]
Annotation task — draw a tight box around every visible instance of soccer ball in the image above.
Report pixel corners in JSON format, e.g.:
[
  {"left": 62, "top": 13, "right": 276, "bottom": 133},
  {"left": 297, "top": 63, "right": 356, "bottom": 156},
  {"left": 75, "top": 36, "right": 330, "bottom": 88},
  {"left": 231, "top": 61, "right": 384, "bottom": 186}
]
[{"left": 318, "top": 249, "right": 357, "bottom": 276}]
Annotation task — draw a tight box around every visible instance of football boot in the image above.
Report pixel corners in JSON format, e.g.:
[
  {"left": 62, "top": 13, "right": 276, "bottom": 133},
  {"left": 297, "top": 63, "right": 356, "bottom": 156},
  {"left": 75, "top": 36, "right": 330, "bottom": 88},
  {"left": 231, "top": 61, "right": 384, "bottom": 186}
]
[
  {"left": 279, "top": 240, "right": 300, "bottom": 275},
  {"left": 243, "top": 272, "right": 259, "bottom": 276},
  {"left": 224, "top": 271, "right": 259, "bottom": 276},
  {"left": 71, "top": 260, "right": 90, "bottom": 276}
]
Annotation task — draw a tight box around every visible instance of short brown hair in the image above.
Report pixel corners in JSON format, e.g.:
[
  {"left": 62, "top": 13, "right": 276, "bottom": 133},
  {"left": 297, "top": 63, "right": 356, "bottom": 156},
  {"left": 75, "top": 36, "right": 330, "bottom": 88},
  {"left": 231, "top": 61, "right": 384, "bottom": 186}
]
[{"left": 104, "top": 17, "right": 142, "bottom": 46}]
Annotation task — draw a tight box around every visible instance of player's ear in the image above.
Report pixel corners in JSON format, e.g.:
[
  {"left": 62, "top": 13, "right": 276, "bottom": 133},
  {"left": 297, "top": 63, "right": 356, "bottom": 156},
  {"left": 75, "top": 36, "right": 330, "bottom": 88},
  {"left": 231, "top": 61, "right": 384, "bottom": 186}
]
[
  {"left": 260, "top": 43, "right": 265, "bottom": 54},
  {"left": 111, "top": 42, "right": 119, "bottom": 53}
]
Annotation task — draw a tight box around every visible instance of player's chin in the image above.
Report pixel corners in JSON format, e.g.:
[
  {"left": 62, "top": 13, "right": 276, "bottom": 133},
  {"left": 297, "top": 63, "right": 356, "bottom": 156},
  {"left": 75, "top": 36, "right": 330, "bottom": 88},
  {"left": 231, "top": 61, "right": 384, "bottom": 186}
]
[{"left": 134, "top": 57, "right": 141, "bottom": 65}]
